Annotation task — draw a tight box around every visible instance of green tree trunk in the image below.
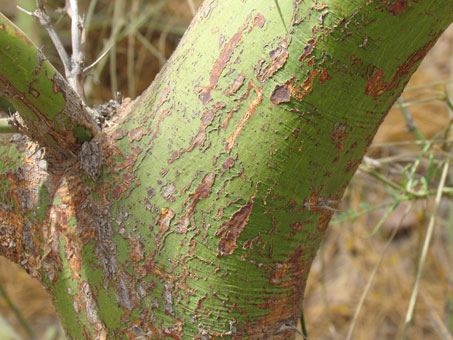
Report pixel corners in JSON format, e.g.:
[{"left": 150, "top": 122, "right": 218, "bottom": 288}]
[{"left": 1, "top": 1, "right": 452, "bottom": 339}]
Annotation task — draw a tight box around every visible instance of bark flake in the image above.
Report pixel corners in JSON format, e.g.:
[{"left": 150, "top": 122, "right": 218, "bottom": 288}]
[{"left": 215, "top": 196, "right": 254, "bottom": 257}]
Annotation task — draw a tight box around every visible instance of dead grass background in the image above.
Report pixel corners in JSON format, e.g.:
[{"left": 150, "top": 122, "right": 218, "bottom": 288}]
[{"left": 0, "top": 1, "right": 452, "bottom": 339}]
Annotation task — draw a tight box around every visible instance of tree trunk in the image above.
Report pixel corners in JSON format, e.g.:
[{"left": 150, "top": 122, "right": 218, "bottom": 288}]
[{"left": 1, "top": 1, "right": 452, "bottom": 339}]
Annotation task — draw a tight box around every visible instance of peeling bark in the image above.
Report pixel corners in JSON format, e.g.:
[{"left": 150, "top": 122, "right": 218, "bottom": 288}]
[{"left": 1, "top": 1, "right": 453, "bottom": 339}]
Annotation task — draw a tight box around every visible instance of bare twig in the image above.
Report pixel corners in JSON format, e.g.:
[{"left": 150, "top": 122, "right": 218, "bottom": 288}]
[
  {"left": 67, "top": 0, "right": 86, "bottom": 101},
  {"left": 83, "top": 45, "right": 113, "bottom": 73}
]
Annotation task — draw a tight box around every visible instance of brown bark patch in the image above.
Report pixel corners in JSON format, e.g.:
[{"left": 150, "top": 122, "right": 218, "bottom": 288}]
[
  {"left": 224, "top": 72, "right": 245, "bottom": 96},
  {"left": 226, "top": 81, "right": 263, "bottom": 153},
  {"left": 216, "top": 196, "right": 254, "bottom": 257},
  {"left": 253, "top": 13, "right": 266, "bottom": 28},
  {"left": 257, "top": 39, "right": 289, "bottom": 82},
  {"left": 158, "top": 207, "right": 175, "bottom": 234},
  {"left": 270, "top": 84, "right": 291, "bottom": 104},
  {"left": 299, "top": 39, "right": 315, "bottom": 63},
  {"left": 28, "top": 84, "right": 40, "bottom": 98},
  {"left": 388, "top": 0, "right": 408, "bottom": 15},
  {"left": 198, "top": 15, "right": 252, "bottom": 105},
  {"left": 319, "top": 68, "right": 332, "bottom": 83},
  {"left": 365, "top": 35, "right": 439, "bottom": 99},
  {"left": 177, "top": 173, "right": 216, "bottom": 233},
  {"left": 330, "top": 122, "right": 349, "bottom": 152},
  {"left": 222, "top": 156, "right": 235, "bottom": 170},
  {"left": 169, "top": 102, "right": 225, "bottom": 163},
  {"left": 292, "top": 70, "right": 320, "bottom": 101},
  {"left": 129, "top": 126, "right": 144, "bottom": 143}
]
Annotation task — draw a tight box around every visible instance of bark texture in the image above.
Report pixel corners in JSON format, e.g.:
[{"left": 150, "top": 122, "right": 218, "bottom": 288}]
[
  {"left": 0, "top": 13, "right": 97, "bottom": 168},
  {"left": 1, "top": 1, "right": 453, "bottom": 339}
]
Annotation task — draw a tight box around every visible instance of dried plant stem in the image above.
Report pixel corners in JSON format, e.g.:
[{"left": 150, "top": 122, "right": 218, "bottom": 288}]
[
  {"left": 346, "top": 204, "right": 413, "bottom": 340},
  {"left": 136, "top": 32, "right": 166, "bottom": 65},
  {"left": 420, "top": 291, "right": 453, "bottom": 340},
  {"left": 186, "top": 0, "right": 196, "bottom": 16},
  {"left": 109, "top": 0, "right": 126, "bottom": 98},
  {"left": 397, "top": 97, "right": 425, "bottom": 141},
  {"left": 127, "top": 0, "right": 141, "bottom": 99},
  {"left": 401, "top": 161, "right": 450, "bottom": 340}
]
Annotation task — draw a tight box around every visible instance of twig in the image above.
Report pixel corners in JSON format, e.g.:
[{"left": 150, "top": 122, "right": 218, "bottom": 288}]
[
  {"left": 448, "top": 201, "right": 453, "bottom": 333},
  {"left": 83, "top": 45, "right": 113, "bottom": 73},
  {"left": 84, "top": 0, "right": 168, "bottom": 96},
  {"left": 404, "top": 79, "right": 453, "bottom": 92},
  {"left": 420, "top": 291, "right": 453, "bottom": 340},
  {"left": 67, "top": 0, "right": 86, "bottom": 101},
  {"left": 401, "top": 161, "right": 450, "bottom": 340}
]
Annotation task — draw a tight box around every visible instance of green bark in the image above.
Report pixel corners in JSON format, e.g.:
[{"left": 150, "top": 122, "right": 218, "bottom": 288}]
[
  {"left": 0, "top": 13, "right": 97, "bottom": 166},
  {"left": 1, "top": 1, "right": 453, "bottom": 339}
]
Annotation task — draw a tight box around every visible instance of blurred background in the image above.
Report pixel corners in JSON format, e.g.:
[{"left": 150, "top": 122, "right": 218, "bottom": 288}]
[{"left": 0, "top": 1, "right": 452, "bottom": 339}]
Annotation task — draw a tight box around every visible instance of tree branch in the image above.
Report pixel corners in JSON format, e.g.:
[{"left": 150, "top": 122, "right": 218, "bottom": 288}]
[{"left": 0, "top": 13, "right": 98, "bottom": 168}]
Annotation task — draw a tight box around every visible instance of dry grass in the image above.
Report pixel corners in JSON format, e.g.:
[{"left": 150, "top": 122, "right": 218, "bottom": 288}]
[{"left": 0, "top": 1, "right": 452, "bottom": 339}]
